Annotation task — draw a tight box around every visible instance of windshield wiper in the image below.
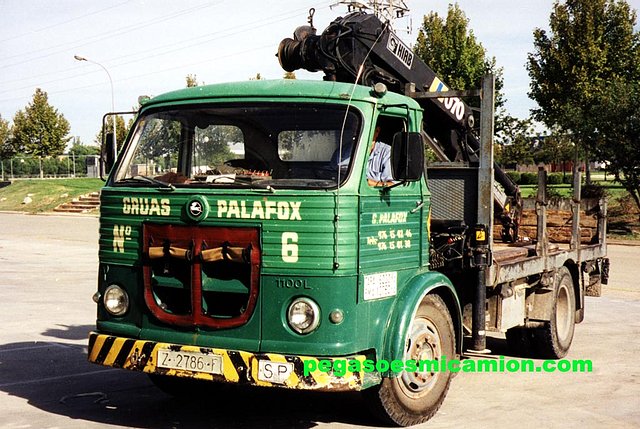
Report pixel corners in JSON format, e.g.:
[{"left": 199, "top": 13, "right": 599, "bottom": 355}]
[{"left": 117, "top": 176, "right": 175, "bottom": 191}]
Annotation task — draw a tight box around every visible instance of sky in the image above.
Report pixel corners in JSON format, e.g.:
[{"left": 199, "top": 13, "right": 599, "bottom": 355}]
[{"left": 1, "top": 0, "right": 639, "bottom": 147}]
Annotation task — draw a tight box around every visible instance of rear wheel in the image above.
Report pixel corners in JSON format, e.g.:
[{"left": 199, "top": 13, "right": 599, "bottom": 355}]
[
  {"left": 364, "top": 294, "right": 455, "bottom": 426},
  {"left": 533, "top": 266, "right": 576, "bottom": 358}
]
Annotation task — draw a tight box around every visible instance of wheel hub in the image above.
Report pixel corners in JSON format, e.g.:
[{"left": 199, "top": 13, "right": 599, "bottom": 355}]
[{"left": 400, "top": 317, "right": 442, "bottom": 397}]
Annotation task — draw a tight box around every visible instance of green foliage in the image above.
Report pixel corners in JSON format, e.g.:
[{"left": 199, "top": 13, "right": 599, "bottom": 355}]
[
  {"left": 2, "top": 156, "right": 93, "bottom": 177},
  {"left": 11, "top": 88, "right": 70, "bottom": 157},
  {"left": 96, "top": 115, "right": 130, "bottom": 150},
  {"left": 68, "top": 139, "right": 99, "bottom": 157},
  {"left": 424, "top": 146, "right": 439, "bottom": 163},
  {"left": 193, "top": 125, "right": 238, "bottom": 166},
  {"left": 547, "top": 173, "right": 563, "bottom": 185},
  {"left": 534, "top": 133, "right": 575, "bottom": 166},
  {"left": 509, "top": 172, "right": 564, "bottom": 186},
  {"left": 593, "top": 79, "right": 640, "bottom": 211},
  {"left": 528, "top": 0, "right": 640, "bottom": 211},
  {"left": 414, "top": 3, "right": 505, "bottom": 111},
  {"left": 68, "top": 139, "right": 100, "bottom": 175},
  {"left": 0, "top": 115, "right": 12, "bottom": 158},
  {"left": 581, "top": 183, "right": 608, "bottom": 199},
  {"left": 495, "top": 115, "right": 536, "bottom": 167},
  {"left": 520, "top": 172, "right": 538, "bottom": 185},
  {"left": 547, "top": 186, "right": 564, "bottom": 199},
  {"left": 506, "top": 171, "right": 521, "bottom": 184},
  {"left": 528, "top": 0, "right": 639, "bottom": 142}
]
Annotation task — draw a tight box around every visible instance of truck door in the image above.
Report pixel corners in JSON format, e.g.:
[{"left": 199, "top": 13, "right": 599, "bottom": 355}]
[{"left": 358, "top": 114, "right": 425, "bottom": 292}]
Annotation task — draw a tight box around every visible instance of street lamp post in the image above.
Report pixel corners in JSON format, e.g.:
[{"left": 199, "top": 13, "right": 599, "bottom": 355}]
[{"left": 74, "top": 55, "right": 117, "bottom": 158}]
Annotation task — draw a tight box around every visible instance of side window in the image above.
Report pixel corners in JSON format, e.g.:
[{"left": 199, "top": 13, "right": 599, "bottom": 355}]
[
  {"left": 275, "top": 125, "right": 357, "bottom": 182},
  {"left": 277, "top": 130, "right": 338, "bottom": 161},
  {"left": 367, "top": 116, "right": 406, "bottom": 187}
]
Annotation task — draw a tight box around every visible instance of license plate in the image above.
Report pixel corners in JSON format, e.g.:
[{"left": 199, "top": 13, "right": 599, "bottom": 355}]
[
  {"left": 157, "top": 349, "right": 223, "bottom": 375},
  {"left": 257, "top": 360, "right": 294, "bottom": 384}
]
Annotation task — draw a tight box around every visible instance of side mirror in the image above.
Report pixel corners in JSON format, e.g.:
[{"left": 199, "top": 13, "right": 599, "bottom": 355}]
[
  {"left": 104, "top": 132, "right": 116, "bottom": 174},
  {"left": 391, "top": 132, "right": 424, "bottom": 182}
]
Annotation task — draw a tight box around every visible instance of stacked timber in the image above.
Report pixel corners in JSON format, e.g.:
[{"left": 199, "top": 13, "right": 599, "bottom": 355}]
[{"left": 518, "top": 209, "right": 597, "bottom": 243}]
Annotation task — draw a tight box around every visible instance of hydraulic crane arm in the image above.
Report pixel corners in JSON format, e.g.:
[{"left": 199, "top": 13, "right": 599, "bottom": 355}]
[
  {"left": 277, "top": 11, "right": 521, "bottom": 241},
  {"left": 277, "top": 12, "right": 478, "bottom": 160}
]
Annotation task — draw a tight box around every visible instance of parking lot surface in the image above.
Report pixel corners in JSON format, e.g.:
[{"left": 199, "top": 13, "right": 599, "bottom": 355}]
[{"left": 0, "top": 212, "right": 638, "bottom": 428}]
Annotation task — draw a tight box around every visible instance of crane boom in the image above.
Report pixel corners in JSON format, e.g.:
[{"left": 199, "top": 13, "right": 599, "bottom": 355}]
[{"left": 277, "top": 11, "right": 521, "bottom": 240}]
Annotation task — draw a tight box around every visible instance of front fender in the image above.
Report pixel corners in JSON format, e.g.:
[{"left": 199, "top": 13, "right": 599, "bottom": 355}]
[{"left": 381, "top": 271, "right": 462, "bottom": 369}]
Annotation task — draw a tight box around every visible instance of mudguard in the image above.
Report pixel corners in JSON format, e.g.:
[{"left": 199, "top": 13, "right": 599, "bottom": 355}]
[{"left": 381, "top": 270, "right": 462, "bottom": 374}]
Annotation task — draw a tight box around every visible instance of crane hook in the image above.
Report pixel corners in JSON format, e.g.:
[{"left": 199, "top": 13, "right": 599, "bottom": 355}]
[{"left": 308, "top": 8, "right": 316, "bottom": 31}]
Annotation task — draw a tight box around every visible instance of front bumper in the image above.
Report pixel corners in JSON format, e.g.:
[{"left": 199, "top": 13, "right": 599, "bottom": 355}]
[{"left": 88, "top": 332, "right": 378, "bottom": 391}]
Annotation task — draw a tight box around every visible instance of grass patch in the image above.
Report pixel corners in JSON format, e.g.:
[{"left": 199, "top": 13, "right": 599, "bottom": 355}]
[
  {"left": 0, "top": 178, "right": 104, "bottom": 213},
  {"left": 519, "top": 183, "right": 629, "bottom": 199}
]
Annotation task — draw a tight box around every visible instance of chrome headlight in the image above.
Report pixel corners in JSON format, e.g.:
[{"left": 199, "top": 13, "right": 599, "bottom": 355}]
[
  {"left": 287, "top": 297, "right": 320, "bottom": 334},
  {"left": 103, "top": 284, "right": 129, "bottom": 316}
]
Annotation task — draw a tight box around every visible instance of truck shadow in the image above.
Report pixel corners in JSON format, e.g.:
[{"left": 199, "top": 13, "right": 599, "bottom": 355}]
[
  {"left": 41, "top": 324, "right": 94, "bottom": 341},
  {"left": 0, "top": 335, "right": 383, "bottom": 429}
]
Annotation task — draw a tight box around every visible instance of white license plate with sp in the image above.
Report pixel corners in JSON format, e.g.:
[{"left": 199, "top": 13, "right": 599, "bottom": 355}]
[{"left": 257, "top": 360, "right": 294, "bottom": 384}]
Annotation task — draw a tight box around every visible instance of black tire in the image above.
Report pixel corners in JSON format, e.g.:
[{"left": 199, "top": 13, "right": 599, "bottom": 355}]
[
  {"left": 533, "top": 266, "right": 576, "bottom": 359},
  {"left": 364, "top": 294, "right": 455, "bottom": 427}
]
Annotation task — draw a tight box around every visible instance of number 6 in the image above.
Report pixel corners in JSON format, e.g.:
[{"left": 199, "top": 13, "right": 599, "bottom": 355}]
[{"left": 282, "top": 232, "right": 299, "bottom": 263}]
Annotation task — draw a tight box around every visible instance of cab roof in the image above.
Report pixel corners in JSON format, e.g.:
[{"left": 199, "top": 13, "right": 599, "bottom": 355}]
[{"left": 143, "top": 79, "right": 421, "bottom": 110}]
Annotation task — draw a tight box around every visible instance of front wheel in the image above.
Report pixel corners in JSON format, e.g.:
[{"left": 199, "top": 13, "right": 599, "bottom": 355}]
[{"left": 364, "top": 294, "right": 455, "bottom": 426}]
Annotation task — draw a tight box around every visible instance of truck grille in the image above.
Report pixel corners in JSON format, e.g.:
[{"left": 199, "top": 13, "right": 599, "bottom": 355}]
[{"left": 142, "top": 224, "right": 261, "bottom": 329}]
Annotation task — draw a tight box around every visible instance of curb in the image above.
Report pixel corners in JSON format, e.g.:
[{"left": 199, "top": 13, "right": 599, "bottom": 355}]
[
  {"left": 607, "top": 239, "right": 640, "bottom": 247},
  {"left": 0, "top": 210, "right": 99, "bottom": 217}
]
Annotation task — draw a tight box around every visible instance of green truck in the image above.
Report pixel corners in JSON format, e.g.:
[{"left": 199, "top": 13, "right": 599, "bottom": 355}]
[{"left": 88, "top": 11, "right": 609, "bottom": 426}]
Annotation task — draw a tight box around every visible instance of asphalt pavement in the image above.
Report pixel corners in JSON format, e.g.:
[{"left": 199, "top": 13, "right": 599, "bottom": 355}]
[{"left": 0, "top": 212, "right": 638, "bottom": 429}]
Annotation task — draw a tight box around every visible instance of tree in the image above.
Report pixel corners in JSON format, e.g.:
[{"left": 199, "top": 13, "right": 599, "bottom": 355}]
[
  {"left": 193, "top": 125, "right": 238, "bottom": 166},
  {"left": 186, "top": 74, "right": 198, "bottom": 87},
  {"left": 593, "top": 79, "right": 640, "bottom": 212},
  {"left": 535, "top": 133, "right": 575, "bottom": 174},
  {"left": 0, "top": 115, "right": 13, "bottom": 159},
  {"left": 283, "top": 71, "right": 296, "bottom": 79},
  {"left": 186, "top": 74, "right": 204, "bottom": 87},
  {"left": 495, "top": 115, "right": 536, "bottom": 167},
  {"left": 68, "top": 138, "right": 99, "bottom": 157},
  {"left": 527, "top": 0, "right": 640, "bottom": 184},
  {"left": 12, "top": 88, "right": 70, "bottom": 157},
  {"left": 414, "top": 3, "right": 505, "bottom": 111},
  {"left": 96, "top": 115, "right": 129, "bottom": 151}
]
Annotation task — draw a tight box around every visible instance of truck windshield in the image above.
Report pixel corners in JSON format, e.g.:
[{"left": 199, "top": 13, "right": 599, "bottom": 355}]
[{"left": 113, "top": 103, "right": 361, "bottom": 189}]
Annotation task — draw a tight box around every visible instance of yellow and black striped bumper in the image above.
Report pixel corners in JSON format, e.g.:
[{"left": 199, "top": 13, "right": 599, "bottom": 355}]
[{"left": 88, "top": 332, "right": 375, "bottom": 391}]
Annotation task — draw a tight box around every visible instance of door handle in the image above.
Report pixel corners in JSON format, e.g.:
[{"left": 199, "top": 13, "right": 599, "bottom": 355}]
[{"left": 410, "top": 200, "right": 424, "bottom": 214}]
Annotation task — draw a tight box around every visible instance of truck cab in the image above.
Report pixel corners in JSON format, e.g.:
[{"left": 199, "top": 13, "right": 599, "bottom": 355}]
[{"left": 90, "top": 79, "right": 461, "bottom": 424}]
